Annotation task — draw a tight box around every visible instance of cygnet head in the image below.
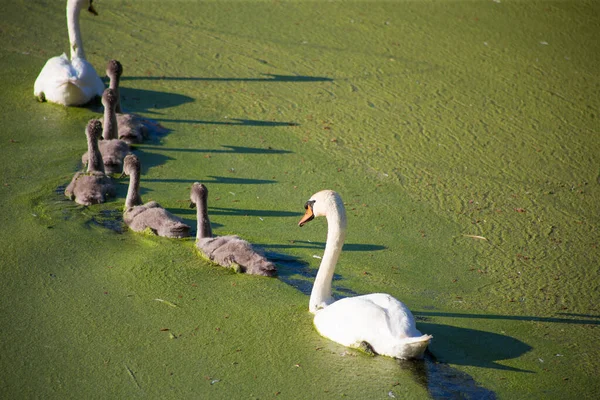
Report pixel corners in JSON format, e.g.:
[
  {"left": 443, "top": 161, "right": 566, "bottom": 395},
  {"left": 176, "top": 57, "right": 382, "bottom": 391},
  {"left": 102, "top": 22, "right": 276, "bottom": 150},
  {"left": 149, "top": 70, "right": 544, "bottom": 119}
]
[
  {"left": 86, "top": 119, "right": 103, "bottom": 141},
  {"left": 121, "top": 154, "right": 140, "bottom": 177},
  {"left": 101, "top": 88, "right": 117, "bottom": 109},
  {"left": 299, "top": 190, "right": 344, "bottom": 227},
  {"left": 190, "top": 182, "right": 209, "bottom": 207},
  {"left": 106, "top": 59, "right": 123, "bottom": 80}
]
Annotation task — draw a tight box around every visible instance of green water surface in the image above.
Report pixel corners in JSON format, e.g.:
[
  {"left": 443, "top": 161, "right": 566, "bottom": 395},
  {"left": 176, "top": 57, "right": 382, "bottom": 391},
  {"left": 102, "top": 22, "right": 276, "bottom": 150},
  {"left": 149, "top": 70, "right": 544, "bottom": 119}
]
[{"left": 1, "top": 0, "right": 599, "bottom": 398}]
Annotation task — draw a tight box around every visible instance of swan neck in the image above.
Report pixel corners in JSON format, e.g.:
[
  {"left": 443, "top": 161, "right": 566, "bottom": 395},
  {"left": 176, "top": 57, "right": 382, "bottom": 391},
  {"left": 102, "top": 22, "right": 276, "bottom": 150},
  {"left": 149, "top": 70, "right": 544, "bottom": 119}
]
[
  {"left": 103, "top": 102, "right": 118, "bottom": 140},
  {"left": 195, "top": 196, "right": 212, "bottom": 239},
  {"left": 109, "top": 77, "right": 122, "bottom": 113},
  {"left": 67, "top": 0, "right": 85, "bottom": 59},
  {"left": 125, "top": 167, "right": 142, "bottom": 208},
  {"left": 309, "top": 204, "right": 347, "bottom": 313},
  {"left": 86, "top": 134, "right": 104, "bottom": 173}
]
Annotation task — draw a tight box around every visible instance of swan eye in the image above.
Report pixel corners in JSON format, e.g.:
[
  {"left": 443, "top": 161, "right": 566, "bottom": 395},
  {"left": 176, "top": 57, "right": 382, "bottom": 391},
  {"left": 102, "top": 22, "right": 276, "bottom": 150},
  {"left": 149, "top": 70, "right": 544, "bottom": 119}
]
[{"left": 304, "top": 200, "right": 315, "bottom": 210}]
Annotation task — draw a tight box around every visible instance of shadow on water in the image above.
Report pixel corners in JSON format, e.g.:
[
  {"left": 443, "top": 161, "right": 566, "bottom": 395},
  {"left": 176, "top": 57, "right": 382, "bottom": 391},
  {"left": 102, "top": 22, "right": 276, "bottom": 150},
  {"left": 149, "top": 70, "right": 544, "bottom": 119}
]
[
  {"left": 120, "top": 74, "right": 334, "bottom": 83},
  {"left": 415, "top": 311, "right": 600, "bottom": 326},
  {"left": 154, "top": 118, "right": 299, "bottom": 127},
  {"left": 266, "top": 250, "right": 358, "bottom": 298},
  {"left": 134, "top": 144, "right": 292, "bottom": 155},
  {"left": 130, "top": 148, "right": 176, "bottom": 175},
  {"left": 397, "top": 353, "right": 498, "bottom": 399},
  {"left": 264, "top": 240, "right": 386, "bottom": 252},
  {"left": 141, "top": 176, "right": 277, "bottom": 185},
  {"left": 92, "top": 86, "right": 195, "bottom": 114}
]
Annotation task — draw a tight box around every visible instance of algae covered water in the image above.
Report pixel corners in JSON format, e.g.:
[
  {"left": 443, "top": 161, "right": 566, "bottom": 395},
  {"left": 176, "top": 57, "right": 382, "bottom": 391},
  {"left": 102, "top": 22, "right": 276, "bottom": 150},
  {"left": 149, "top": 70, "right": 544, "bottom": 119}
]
[{"left": 1, "top": 1, "right": 599, "bottom": 398}]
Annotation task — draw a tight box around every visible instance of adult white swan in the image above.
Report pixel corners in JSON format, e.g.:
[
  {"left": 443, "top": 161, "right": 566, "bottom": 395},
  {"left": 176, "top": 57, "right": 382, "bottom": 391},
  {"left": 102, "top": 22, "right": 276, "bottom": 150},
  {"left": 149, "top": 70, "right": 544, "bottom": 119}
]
[
  {"left": 33, "top": 0, "right": 104, "bottom": 106},
  {"left": 298, "top": 190, "right": 432, "bottom": 359}
]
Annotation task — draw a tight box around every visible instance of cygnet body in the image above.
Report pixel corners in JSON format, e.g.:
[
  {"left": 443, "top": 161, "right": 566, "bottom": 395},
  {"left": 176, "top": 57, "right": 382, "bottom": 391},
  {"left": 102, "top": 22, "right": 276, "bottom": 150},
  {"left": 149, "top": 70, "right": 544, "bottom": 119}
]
[
  {"left": 121, "top": 154, "right": 191, "bottom": 238},
  {"left": 190, "top": 183, "right": 276, "bottom": 277},
  {"left": 82, "top": 88, "right": 129, "bottom": 174},
  {"left": 65, "top": 119, "right": 115, "bottom": 205}
]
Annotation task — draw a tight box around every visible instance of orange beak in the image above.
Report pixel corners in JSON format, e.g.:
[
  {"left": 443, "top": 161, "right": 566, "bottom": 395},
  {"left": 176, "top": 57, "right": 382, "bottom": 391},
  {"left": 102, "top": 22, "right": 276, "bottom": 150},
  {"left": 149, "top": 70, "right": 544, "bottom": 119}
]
[{"left": 298, "top": 206, "right": 314, "bottom": 227}]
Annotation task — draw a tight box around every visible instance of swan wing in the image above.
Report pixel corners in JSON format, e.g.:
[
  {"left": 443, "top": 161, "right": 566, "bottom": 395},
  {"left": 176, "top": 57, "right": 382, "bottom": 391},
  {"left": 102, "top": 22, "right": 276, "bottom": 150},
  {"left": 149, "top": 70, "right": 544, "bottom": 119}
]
[
  {"left": 34, "top": 54, "right": 104, "bottom": 106},
  {"left": 314, "top": 294, "right": 430, "bottom": 359}
]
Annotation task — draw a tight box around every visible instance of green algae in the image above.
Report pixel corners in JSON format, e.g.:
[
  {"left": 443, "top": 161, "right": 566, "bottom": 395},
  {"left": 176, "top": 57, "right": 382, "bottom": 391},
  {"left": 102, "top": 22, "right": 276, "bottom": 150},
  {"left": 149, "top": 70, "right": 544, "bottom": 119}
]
[{"left": 1, "top": 0, "right": 599, "bottom": 398}]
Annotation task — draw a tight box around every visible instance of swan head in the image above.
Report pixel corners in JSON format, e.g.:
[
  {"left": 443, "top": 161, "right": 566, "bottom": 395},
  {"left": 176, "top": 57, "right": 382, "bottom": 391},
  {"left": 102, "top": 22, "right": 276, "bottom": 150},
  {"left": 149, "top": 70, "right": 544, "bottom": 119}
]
[
  {"left": 120, "top": 154, "right": 140, "bottom": 178},
  {"left": 299, "top": 190, "right": 345, "bottom": 227},
  {"left": 86, "top": 119, "right": 103, "bottom": 142},
  {"left": 70, "top": 0, "right": 98, "bottom": 15},
  {"left": 106, "top": 59, "right": 123, "bottom": 80},
  {"left": 101, "top": 88, "right": 117, "bottom": 110},
  {"left": 87, "top": 0, "right": 98, "bottom": 16},
  {"left": 189, "top": 182, "right": 209, "bottom": 208}
]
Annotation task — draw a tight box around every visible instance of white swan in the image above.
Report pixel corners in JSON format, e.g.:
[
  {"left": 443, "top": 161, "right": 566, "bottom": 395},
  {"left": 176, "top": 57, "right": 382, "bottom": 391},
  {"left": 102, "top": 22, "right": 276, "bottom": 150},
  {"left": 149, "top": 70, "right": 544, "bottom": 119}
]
[
  {"left": 298, "top": 190, "right": 432, "bottom": 359},
  {"left": 33, "top": 0, "right": 104, "bottom": 106}
]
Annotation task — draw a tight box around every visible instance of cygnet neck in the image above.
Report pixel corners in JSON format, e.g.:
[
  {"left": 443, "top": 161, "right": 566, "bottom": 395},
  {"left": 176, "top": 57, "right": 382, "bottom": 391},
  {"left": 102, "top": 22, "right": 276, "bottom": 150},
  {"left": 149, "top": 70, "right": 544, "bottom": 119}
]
[
  {"left": 102, "top": 96, "right": 118, "bottom": 140},
  {"left": 86, "top": 127, "right": 104, "bottom": 173},
  {"left": 195, "top": 190, "right": 213, "bottom": 239},
  {"left": 124, "top": 164, "right": 142, "bottom": 208}
]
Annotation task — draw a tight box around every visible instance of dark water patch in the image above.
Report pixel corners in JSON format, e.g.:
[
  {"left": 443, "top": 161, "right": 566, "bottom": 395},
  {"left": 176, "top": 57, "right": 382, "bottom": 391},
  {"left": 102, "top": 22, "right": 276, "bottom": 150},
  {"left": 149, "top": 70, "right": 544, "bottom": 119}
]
[
  {"left": 120, "top": 74, "right": 333, "bottom": 83},
  {"left": 31, "top": 185, "right": 124, "bottom": 234},
  {"left": 133, "top": 145, "right": 293, "bottom": 155},
  {"left": 395, "top": 353, "right": 496, "bottom": 399},
  {"left": 154, "top": 118, "right": 299, "bottom": 127},
  {"left": 84, "top": 209, "right": 124, "bottom": 234}
]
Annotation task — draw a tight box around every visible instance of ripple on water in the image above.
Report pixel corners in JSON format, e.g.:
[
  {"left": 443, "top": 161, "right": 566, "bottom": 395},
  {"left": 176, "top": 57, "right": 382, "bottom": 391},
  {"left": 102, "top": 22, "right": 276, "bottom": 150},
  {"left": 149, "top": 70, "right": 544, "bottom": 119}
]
[{"left": 30, "top": 184, "right": 124, "bottom": 233}]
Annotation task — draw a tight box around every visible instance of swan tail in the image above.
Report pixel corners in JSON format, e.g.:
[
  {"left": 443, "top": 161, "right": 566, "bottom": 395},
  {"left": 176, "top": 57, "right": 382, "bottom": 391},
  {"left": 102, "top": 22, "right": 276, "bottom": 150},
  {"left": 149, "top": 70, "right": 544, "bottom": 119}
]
[{"left": 393, "top": 334, "right": 432, "bottom": 360}]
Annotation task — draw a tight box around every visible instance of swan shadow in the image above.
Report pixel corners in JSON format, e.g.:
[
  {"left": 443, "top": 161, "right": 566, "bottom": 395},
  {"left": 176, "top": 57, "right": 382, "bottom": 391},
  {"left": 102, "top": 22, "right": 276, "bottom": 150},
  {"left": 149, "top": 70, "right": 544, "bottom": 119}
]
[
  {"left": 261, "top": 240, "right": 386, "bottom": 252},
  {"left": 141, "top": 176, "right": 277, "bottom": 185},
  {"left": 165, "top": 207, "right": 224, "bottom": 234},
  {"left": 134, "top": 144, "right": 293, "bottom": 155},
  {"left": 414, "top": 311, "right": 600, "bottom": 326},
  {"left": 93, "top": 85, "right": 194, "bottom": 113},
  {"left": 266, "top": 250, "right": 358, "bottom": 298},
  {"left": 129, "top": 148, "right": 176, "bottom": 175},
  {"left": 417, "top": 323, "right": 532, "bottom": 373},
  {"left": 120, "top": 74, "right": 334, "bottom": 83},
  {"left": 154, "top": 118, "right": 299, "bottom": 127},
  {"left": 175, "top": 207, "right": 300, "bottom": 219}
]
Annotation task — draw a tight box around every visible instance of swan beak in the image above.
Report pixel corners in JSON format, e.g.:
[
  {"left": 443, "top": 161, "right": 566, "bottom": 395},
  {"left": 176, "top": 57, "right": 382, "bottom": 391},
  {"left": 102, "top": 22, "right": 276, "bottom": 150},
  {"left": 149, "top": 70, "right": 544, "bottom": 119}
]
[
  {"left": 88, "top": 1, "right": 98, "bottom": 16},
  {"left": 298, "top": 206, "right": 314, "bottom": 227}
]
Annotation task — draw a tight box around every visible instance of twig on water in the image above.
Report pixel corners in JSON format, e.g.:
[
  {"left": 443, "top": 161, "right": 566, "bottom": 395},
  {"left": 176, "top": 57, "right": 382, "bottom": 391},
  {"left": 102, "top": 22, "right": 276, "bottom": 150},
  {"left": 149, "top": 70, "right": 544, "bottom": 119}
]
[{"left": 125, "top": 364, "right": 141, "bottom": 390}]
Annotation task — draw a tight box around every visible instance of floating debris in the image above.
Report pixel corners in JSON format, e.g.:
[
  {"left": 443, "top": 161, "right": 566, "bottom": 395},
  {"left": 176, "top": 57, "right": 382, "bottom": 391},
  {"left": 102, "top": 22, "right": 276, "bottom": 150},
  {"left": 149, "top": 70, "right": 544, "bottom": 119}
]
[
  {"left": 463, "top": 234, "right": 488, "bottom": 241},
  {"left": 154, "top": 298, "right": 178, "bottom": 308}
]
